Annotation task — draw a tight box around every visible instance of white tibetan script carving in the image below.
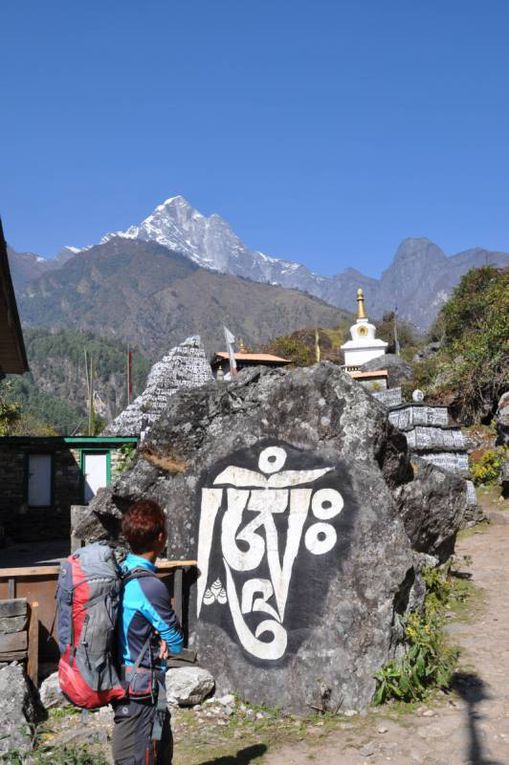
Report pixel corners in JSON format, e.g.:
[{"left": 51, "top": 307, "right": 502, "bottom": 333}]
[{"left": 197, "top": 445, "right": 344, "bottom": 661}]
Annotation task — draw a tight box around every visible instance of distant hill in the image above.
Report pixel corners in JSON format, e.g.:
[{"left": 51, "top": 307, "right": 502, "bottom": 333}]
[{"left": 18, "top": 238, "right": 351, "bottom": 356}]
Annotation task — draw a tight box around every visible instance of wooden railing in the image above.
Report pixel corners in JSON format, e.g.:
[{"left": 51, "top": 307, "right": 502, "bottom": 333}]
[{"left": 0, "top": 559, "right": 197, "bottom": 680}]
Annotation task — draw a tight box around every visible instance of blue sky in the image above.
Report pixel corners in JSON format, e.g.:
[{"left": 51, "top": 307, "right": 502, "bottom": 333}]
[{"left": 2, "top": 0, "right": 509, "bottom": 276}]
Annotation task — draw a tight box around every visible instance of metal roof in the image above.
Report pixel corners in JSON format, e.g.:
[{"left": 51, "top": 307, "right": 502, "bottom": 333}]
[{"left": 0, "top": 218, "right": 29, "bottom": 375}]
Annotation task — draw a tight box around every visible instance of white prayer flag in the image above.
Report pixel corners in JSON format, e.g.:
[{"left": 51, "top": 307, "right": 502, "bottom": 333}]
[
  {"left": 223, "top": 325, "right": 238, "bottom": 376},
  {"left": 224, "top": 326, "right": 235, "bottom": 345}
]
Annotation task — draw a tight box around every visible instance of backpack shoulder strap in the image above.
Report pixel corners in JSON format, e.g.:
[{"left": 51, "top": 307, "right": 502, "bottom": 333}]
[
  {"left": 122, "top": 567, "right": 158, "bottom": 586},
  {"left": 121, "top": 567, "right": 159, "bottom": 678}
]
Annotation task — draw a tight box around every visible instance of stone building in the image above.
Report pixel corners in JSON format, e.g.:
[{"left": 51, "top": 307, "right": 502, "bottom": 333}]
[{"left": 0, "top": 435, "right": 137, "bottom": 543}]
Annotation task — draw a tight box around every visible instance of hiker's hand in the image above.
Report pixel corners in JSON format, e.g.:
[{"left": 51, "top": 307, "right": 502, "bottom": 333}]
[{"left": 159, "top": 639, "right": 169, "bottom": 659}]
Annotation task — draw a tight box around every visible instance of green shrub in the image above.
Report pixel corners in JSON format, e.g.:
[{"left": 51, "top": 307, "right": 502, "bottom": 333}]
[
  {"left": 470, "top": 447, "right": 507, "bottom": 485},
  {"left": 373, "top": 565, "right": 459, "bottom": 705},
  {"left": 416, "top": 266, "right": 509, "bottom": 424},
  {"left": 116, "top": 443, "right": 136, "bottom": 474}
]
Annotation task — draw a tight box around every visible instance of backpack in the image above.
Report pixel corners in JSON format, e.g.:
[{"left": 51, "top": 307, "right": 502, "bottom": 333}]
[{"left": 56, "top": 542, "right": 127, "bottom": 709}]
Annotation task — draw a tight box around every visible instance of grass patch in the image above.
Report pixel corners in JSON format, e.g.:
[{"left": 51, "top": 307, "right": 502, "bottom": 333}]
[{"left": 1, "top": 744, "right": 108, "bottom": 765}]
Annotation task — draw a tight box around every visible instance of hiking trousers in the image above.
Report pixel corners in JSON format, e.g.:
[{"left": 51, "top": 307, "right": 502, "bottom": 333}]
[{"left": 112, "top": 696, "right": 173, "bottom": 765}]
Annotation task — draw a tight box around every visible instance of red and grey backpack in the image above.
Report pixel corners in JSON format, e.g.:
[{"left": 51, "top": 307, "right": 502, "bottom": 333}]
[{"left": 56, "top": 542, "right": 127, "bottom": 709}]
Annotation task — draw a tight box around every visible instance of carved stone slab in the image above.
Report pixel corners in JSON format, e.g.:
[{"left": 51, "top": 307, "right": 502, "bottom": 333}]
[
  {"left": 418, "top": 452, "right": 469, "bottom": 476},
  {"left": 104, "top": 336, "right": 213, "bottom": 437},
  {"left": 372, "top": 388, "right": 403, "bottom": 408},
  {"left": 405, "top": 426, "right": 466, "bottom": 452},
  {"left": 388, "top": 405, "right": 449, "bottom": 431}
]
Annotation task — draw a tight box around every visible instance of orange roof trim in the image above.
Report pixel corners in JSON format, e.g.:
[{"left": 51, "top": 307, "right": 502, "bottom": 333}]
[
  {"left": 350, "top": 370, "right": 389, "bottom": 379},
  {"left": 214, "top": 352, "right": 291, "bottom": 363}
]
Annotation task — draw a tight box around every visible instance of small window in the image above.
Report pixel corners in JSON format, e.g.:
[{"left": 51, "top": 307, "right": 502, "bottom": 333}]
[{"left": 27, "top": 454, "right": 52, "bottom": 507}]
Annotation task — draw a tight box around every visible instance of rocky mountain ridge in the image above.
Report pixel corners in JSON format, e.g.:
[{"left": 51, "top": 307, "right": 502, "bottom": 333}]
[{"left": 8, "top": 195, "right": 509, "bottom": 329}]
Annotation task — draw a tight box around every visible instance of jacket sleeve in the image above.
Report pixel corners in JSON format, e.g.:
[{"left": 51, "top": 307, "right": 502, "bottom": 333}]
[{"left": 137, "top": 577, "right": 184, "bottom": 654}]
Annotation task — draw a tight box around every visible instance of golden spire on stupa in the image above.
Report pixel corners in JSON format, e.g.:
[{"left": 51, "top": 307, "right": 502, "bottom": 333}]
[{"left": 356, "top": 287, "right": 367, "bottom": 320}]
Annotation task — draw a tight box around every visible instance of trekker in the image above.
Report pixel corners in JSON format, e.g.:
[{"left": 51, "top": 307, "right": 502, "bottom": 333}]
[{"left": 112, "top": 499, "right": 184, "bottom": 765}]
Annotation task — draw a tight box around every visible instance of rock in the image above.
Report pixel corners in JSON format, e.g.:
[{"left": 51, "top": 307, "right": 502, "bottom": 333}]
[
  {"left": 495, "top": 392, "right": 509, "bottom": 446},
  {"left": 500, "top": 460, "right": 509, "bottom": 499},
  {"left": 393, "top": 457, "right": 467, "bottom": 562},
  {"left": 165, "top": 666, "right": 215, "bottom": 706},
  {"left": 413, "top": 341, "right": 442, "bottom": 362},
  {"left": 463, "top": 481, "right": 486, "bottom": 526},
  {"left": 217, "top": 693, "right": 236, "bottom": 706},
  {"left": 0, "top": 664, "right": 41, "bottom": 757},
  {"left": 39, "top": 671, "right": 68, "bottom": 709},
  {"left": 361, "top": 353, "right": 413, "bottom": 388},
  {"left": 104, "top": 335, "right": 213, "bottom": 437},
  {"left": 83, "top": 363, "right": 466, "bottom": 712}
]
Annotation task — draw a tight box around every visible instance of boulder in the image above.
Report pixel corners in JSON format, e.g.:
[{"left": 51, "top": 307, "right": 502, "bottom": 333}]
[
  {"left": 0, "top": 664, "right": 40, "bottom": 757},
  {"left": 413, "top": 341, "right": 442, "bottom": 362},
  {"left": 361, "top": 353, "right": 413, "bottom": 388},
  {"left": 39, "top": 671, "right": 68, "bottom": 709},
  {"left": 495, "top": 392, "right": 509, "bottom": 446},
  {"left": 78, "top": 363, "right": 466, "bottom": 713},
  {"left": 392, "top": 457, "right": 467, "bottom": 561},
  {"left": 165, "top": 666, "right": 215, "bottom": 706}
]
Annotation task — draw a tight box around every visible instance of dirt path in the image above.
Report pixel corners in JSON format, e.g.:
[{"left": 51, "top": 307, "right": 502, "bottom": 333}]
[{"left": 262, "top": 516, "right": 509, "bottom": 765}]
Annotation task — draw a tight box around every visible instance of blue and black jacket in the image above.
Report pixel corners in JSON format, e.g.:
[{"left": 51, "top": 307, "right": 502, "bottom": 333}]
[{"left": 118, "top": 553, "right": 184, "bottom": 670}]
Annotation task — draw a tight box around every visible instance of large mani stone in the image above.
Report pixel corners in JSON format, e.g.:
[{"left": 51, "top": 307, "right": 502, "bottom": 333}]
[{"left": 82, "top": 364, "right": 467, "bottom": 712}]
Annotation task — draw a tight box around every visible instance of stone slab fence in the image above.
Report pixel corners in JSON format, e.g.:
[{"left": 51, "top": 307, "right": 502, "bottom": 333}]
[{"left": 0, "top": 597, "right": 38, "bottom": 683}]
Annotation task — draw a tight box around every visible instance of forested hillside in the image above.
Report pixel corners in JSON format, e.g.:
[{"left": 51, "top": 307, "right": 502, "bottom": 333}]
[
  {"left": 1, "top": 328, "right": 150, "bottom": 434},
  {"left": 18, "top": 237, "right": 351, "bottom": 356},
  {"left": 412, "top": 266, "right": 509, "bottom": 423}
]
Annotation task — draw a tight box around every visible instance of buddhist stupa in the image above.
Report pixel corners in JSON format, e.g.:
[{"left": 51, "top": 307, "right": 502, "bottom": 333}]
[{"left": 341, "top": 288, "right": 388, "bottom": 371}]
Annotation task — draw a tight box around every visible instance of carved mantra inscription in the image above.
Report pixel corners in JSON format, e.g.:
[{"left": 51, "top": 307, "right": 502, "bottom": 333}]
[{"left": 197, "top": 443, "right": 345, "bottom": 662}]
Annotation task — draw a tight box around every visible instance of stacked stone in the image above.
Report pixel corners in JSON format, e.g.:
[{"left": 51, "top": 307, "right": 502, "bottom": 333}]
[
  {"left": 104, "top": 336, "right": 213, "bottom": 437},
  {"left": 495, "top": 392, "right": 509, "bottom": 498},
  {"left": 373, "top": 389, "right": 479, "bottom": 516},
  {"left": 0, "top": 599, "right": 28, "bottom": 666}
]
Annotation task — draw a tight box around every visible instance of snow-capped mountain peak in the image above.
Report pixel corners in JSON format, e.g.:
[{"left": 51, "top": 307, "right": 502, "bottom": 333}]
[{"left": 96, "top": 195, "right": 303, "bottom": 279}]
